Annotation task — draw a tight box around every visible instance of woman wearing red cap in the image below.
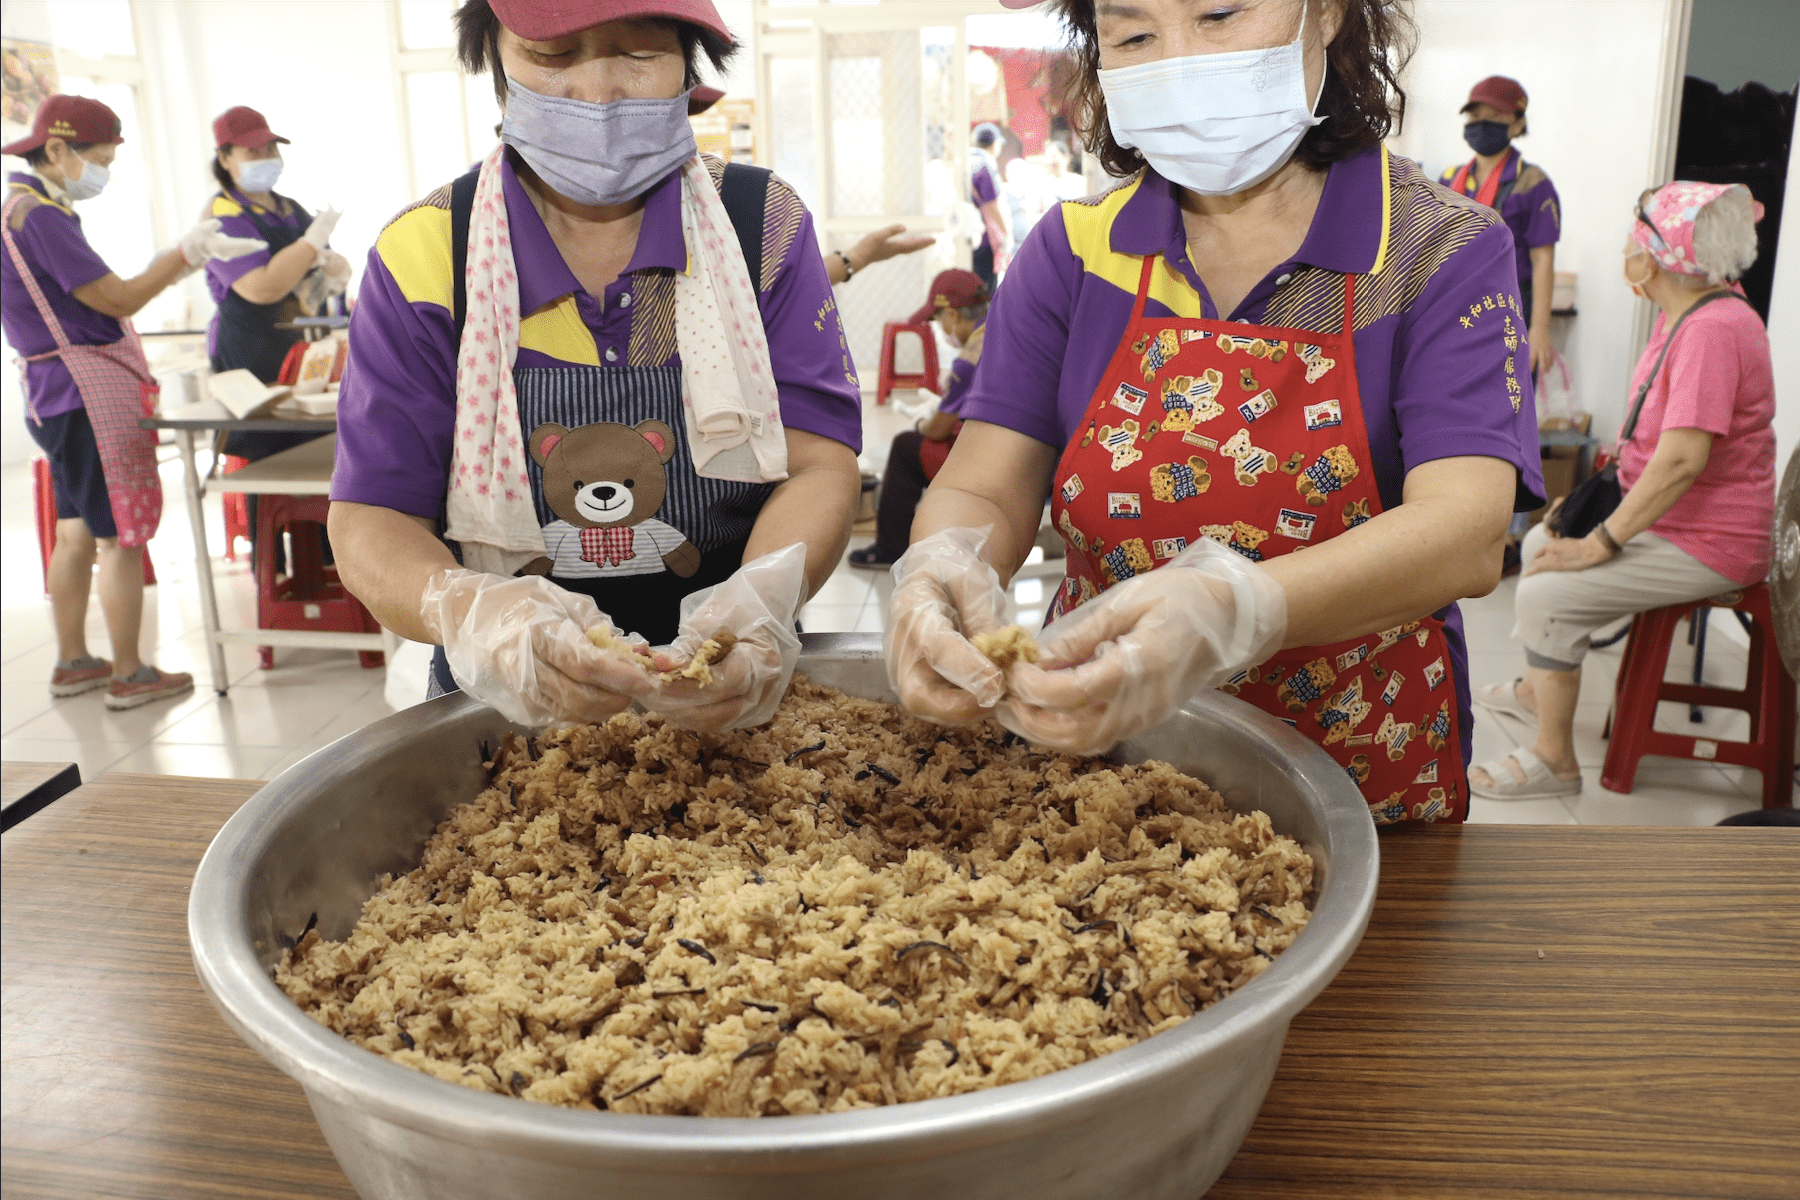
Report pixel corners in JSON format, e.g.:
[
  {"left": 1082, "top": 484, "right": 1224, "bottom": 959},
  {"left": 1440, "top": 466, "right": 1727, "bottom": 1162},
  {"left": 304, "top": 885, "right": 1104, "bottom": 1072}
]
[
  {"left": 885, "top": 0, "right": 1547, "bottom": 828},
  {"left": 2, "top": 94, "right": 264, "bottom": 708},
  {"left": 204, "top": 105, "right": 348, "bottom": 393},
  {"left": 329, "top": 0, "right": 863, "bottom": 735},
  {"left": 1439, "top": 75, "right": 1561, "bottom": 379},
  {"left": 850, "top": 268, "right": 991, "bottom": 569}
]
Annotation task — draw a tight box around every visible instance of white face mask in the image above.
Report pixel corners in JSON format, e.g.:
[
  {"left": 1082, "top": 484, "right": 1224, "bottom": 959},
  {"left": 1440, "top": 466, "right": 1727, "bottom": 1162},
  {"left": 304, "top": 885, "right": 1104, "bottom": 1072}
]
[
  {"left": 62, "top": 155, "right": 110, "bottom": 202},
  {"left": 238, "top": 156, "right": 284, "bottom": 193},
  {"left": 1098, "top": 2, "right": 1325, "bottom": 197}
]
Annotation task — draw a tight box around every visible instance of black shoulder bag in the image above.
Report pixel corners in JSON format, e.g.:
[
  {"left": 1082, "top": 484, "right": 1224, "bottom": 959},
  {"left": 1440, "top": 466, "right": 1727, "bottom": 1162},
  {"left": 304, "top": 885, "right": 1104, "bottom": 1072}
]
[{"left": 1545, "top": 289, "right": 1745, "bottom": 538}]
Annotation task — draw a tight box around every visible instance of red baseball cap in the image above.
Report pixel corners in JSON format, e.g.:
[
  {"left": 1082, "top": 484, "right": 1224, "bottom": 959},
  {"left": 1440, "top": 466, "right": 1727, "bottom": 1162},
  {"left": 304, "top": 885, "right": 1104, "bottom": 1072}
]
[
  {"left": 489, "top": 0, "right": 732, "bottom": 43},
  {"left": 910, "top": 269, "right": 990, "bottom": 324},
  {"left": 1, "top": 94, "right": 123, "bottom": 157},
  {"left": 213, "top": 106, "right": 289, "bottom": 150},
  {"left": 1462, "top": 76, "right": 1528, "bottom": 116},
  {"left": 688, "top": 85, "right": 724, "bottom": 115}
]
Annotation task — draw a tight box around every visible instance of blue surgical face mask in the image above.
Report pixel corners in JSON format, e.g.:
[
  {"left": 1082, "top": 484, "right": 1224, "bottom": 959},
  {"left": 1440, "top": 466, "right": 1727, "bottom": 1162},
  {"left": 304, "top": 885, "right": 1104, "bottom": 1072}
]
[
  {"left": 1098, "top": 1, "right": 1324, "bottom": 196},
  {"left": 62, "top": 155, "right": 109, "bottom": 202},
  {"left": 237, "top": 156, "right": 284, "bottom": 193},
  {"left": 500, "top": 77, "right": 696, "bottom": 207}
]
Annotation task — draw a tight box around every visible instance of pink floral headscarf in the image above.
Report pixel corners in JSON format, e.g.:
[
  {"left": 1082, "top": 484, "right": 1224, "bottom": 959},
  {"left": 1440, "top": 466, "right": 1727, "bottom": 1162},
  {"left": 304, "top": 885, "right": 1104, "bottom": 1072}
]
[{"left": 1631, "top": 180, "right": 1764, "bottom": 277}]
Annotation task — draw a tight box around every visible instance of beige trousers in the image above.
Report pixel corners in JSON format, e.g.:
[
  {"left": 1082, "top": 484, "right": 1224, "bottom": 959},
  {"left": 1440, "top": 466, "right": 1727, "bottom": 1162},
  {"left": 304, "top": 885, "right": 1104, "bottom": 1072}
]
[{"left": 1513, "top": 523, "right": 1741, "bottom": 671}]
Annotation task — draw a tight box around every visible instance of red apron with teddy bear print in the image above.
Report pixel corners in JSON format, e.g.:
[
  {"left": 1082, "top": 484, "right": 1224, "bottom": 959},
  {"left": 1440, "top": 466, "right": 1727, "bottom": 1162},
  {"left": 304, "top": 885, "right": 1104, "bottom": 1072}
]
[{"left": 1048, "top": 257, "right": 1468, "bottom": 825}]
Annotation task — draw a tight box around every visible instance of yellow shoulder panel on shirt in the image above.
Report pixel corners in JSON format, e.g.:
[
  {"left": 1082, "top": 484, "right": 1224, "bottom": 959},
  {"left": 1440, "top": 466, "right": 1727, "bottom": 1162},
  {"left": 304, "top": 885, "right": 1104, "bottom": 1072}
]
[
  {"left": 375, "top": 203, "right": 455, "bottom": 312},
  {"left": 1057, "top": 174, "right": 1203, "bottom": 318},
  {"left": 519, "top": 295, "right": 601, "bottom": 367},
  {"left": 211, "top": 193, "right": 244, "bottom": 218}
]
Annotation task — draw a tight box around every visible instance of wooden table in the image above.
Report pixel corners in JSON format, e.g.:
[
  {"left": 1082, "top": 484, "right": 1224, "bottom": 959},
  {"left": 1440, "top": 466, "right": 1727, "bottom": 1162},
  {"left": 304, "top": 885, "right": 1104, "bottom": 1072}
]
[
  {"left": 137, "top": 401, "right": 396, "bottom": 695},
  {"left": 0, "top": 761, "right": 80, "bottom": 832},
  {"left": 3, "top": 776, "right": 1794, "bottom": 1199}
]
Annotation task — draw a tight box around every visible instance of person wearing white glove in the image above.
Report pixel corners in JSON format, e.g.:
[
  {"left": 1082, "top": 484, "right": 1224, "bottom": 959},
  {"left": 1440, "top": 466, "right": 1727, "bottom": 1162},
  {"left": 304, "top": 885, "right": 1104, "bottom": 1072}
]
[
  {"left": 636, "top": 543, "right": 808, "bottom": 732},
  {"left": 419, "top": 569, "right": 656, "bottom": 727},
  {"left": 1000, "top": 538, "right": 1286, "bottom": 756},
  {"left": 205, "top": 105, "right": 344, "bottom": 390}
]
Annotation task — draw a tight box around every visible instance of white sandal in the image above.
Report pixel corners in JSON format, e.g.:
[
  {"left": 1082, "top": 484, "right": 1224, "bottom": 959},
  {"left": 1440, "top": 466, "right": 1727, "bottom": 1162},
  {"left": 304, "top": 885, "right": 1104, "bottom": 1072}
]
[
  {"left": 1473, "top": 678, "right": 1537, "bottom": 725},
  {"left": 1468, "top": 748, "right": 1581, "bottom": 800}
]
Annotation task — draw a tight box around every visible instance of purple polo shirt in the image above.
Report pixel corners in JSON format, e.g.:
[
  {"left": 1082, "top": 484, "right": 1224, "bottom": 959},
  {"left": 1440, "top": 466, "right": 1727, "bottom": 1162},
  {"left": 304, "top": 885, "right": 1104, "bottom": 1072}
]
[
  {"left": 1439, "top": 151, "right": 1561, "bottom": 292},
  {"left": 962, "top": 145, "right": 1545, "bottom": 770},
  {"left": 972, "top": 158, "right": 1000, "bottom": 251},
  {"left": 1, "top": 173, "right": 124, "bottom": 420},
  {"left": 203, "top": 187, "right": 307, "bottom": 356},
  {"left": 333, "top": 153, "right": 862, "bottom": 519}
]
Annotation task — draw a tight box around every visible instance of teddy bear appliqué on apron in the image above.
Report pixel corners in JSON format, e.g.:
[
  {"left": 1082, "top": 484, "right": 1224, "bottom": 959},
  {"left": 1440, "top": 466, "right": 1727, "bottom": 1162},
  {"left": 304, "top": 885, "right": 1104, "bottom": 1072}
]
[{"left": 1049, "top": 257, "right": 1469, "bottom": 825}]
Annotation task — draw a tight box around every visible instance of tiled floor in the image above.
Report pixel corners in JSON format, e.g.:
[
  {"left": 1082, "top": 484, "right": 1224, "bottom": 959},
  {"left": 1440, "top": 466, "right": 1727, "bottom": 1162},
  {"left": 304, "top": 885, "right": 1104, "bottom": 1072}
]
[{"left": 1, "top": 399, "right": 1785, "bottom": 822}]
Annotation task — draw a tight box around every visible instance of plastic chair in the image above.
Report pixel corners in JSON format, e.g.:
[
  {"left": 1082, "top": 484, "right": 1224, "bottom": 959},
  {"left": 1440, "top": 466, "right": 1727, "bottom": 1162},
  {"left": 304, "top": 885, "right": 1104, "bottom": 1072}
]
[
  {"left": 252, "top": 493, "right": 385, "bottom": 671},
  {"left": 32, "top": 456, "right": 157, "bottom": 593},
  {"left": 1601, "top": 584, "right": 1796, "bottom": 810},
  {"left": 875, "top": 321, "right": 940, "bottom": 406},
  {"left": 218, "top": 454, "right": 252, "bottom": 563}
]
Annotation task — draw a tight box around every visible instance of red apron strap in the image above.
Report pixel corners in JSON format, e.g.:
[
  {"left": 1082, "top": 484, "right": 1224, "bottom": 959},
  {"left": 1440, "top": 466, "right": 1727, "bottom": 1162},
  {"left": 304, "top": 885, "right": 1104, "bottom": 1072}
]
[
  {"left": 1473, "top": 149, "right": 1512, "bottom": 208},
  {"left": 0, "top": 190, "right": 76, "bottom": 351},
  {"left": 1449, "top": 161, "right": 1474, "bottom": 197},
  {"left": 1132, "top": 255, "right": 1157, "bottom": 321}
]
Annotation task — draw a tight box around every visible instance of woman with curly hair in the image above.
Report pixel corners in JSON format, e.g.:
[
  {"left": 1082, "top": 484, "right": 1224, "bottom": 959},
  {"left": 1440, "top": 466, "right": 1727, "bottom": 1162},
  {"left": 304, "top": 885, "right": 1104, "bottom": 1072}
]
[{"left": 886, "top": 0, "right": 1546, "bottom": 826}]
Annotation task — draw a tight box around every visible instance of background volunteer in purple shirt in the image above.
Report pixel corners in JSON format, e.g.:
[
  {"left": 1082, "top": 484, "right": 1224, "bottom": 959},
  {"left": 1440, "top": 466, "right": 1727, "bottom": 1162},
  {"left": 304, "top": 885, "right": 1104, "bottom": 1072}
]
[
  {"left": 886, "top": 0, "right": 1544, "bottom": 826},
  {"left": 850, "top": 268, "right": 990, "bottom": 569},
  {"left": 204, "top": 106, "right": 347, "bottom": 436},
  {"left": 2, "top": 94, "right": 263, "bottom": 710},
  {"left": 1439, "top": 75, "right": 1561, "bottom": 377},
  {"left": 969, "top": 122, "right": 1011, "bottom": 290},
  {"left": 329, "top": 0, "right": 862, "bottom": 734}
]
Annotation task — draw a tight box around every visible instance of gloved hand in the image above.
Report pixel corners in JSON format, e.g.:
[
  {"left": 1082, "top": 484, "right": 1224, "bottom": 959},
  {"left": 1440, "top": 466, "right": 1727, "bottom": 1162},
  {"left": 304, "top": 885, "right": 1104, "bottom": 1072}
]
[
  {"left": 302, "top": 207, "right": 342, "bottom": 252},
  {"left": 320, "top": 249, "right": 352, "bottom": 293},
  {"left": 420, "top": 568, "right": 653, "bottom": 727},
  {"left": 1000, "top": 537, "right": 1288, "bottom": 755},
  {"left": 636, "top": 543, "right": 807, "bottom": 732},
  {"left": 885, "top": 526, "right": 1009, "bottom": 724},
  {"left": 176, "top": 218, "right": 267, "bottom": 270}
]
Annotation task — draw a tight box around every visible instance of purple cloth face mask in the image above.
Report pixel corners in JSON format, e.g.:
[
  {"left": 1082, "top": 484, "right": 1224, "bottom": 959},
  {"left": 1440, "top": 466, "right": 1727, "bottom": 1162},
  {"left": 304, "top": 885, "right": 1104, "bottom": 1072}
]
[{"left": 500, "top": 77, "right": 696, "bottom": 207}]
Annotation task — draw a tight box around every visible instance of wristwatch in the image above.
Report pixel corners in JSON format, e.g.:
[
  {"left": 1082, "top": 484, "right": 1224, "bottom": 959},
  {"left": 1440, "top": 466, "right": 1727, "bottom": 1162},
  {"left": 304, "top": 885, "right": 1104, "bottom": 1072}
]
[
  {"left": 834, "top": 249, "right": 856, "bottom": 280},
  {"left": 1594, "top": 521, "right": 1623, "bottom": 556}
]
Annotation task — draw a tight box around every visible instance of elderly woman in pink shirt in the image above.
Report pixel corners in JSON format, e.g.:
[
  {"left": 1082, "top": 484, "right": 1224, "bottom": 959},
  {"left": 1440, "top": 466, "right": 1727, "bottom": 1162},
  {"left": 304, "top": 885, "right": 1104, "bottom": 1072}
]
[{"left": 1473, "top": 181, "right": 1775, "bottom": 799}]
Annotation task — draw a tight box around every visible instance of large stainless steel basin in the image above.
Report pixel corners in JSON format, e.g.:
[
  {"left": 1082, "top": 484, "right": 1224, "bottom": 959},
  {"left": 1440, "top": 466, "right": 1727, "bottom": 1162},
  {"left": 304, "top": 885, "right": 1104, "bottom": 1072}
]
[{"left": 190, "top": 633, "right": 1377, "bottom": 1199}]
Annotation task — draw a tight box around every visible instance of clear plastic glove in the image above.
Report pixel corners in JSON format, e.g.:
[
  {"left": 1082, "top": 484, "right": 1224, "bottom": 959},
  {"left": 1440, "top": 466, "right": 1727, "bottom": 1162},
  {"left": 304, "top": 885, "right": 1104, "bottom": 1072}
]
[
  {"left": 420, "top": 568, "right": 652, "bottom": 727},
  {"left": 1000, "top": 538, "right": 1288, "bottom": 755},
  {"left": 302, "top": 207, "right": 342, "bottom": 252},
  {"left": 176, "top": 217, "right": 266, "bottom": 270},
  {"left": 885, "top": 526, "right": 1009, "bottom": 724},
  {"left": 635, "top": 543, "right": 807, "bottom": 732},
  {"left": 321, "top": 249, "right": 352, "bottom": 293}
]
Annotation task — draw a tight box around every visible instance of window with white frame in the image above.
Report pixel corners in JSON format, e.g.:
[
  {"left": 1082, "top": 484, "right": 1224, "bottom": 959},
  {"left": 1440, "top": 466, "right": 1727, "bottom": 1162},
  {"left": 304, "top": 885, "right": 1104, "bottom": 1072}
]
[{"left": 392, "top": 0, "right": 503, "bottom": 201}]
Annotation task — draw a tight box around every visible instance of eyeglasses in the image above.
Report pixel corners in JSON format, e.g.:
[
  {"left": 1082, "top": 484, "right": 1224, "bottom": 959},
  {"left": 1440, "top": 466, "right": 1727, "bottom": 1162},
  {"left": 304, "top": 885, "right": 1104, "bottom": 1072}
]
[{"left": 1634, "top": 191, "right": 1669, "bottom": 251}]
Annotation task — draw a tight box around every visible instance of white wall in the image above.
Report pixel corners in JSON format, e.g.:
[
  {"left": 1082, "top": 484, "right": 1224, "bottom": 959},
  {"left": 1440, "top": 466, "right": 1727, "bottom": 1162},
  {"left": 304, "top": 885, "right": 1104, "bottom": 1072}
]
[{"left": 1393, "top": 0, "right": 1683, "bottom": 439}]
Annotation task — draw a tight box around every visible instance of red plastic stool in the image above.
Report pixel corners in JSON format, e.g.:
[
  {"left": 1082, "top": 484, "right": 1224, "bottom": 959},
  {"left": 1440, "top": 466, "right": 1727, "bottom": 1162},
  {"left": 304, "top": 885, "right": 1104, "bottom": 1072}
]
[
  {"left": 219, "top": 454, "right": 251, "bottom": 562},
  {"left": 253, "top": 493, "right": 385, "bottom": 671},
  {"left": 33, "top": 456, "right": 157, "bottom": 593},
  {"left": 1601, "top": 584, "right": 1796, "bottom": 809},
  {"left": 875, "top": 320, "right": 940, "bottom": 406}
]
